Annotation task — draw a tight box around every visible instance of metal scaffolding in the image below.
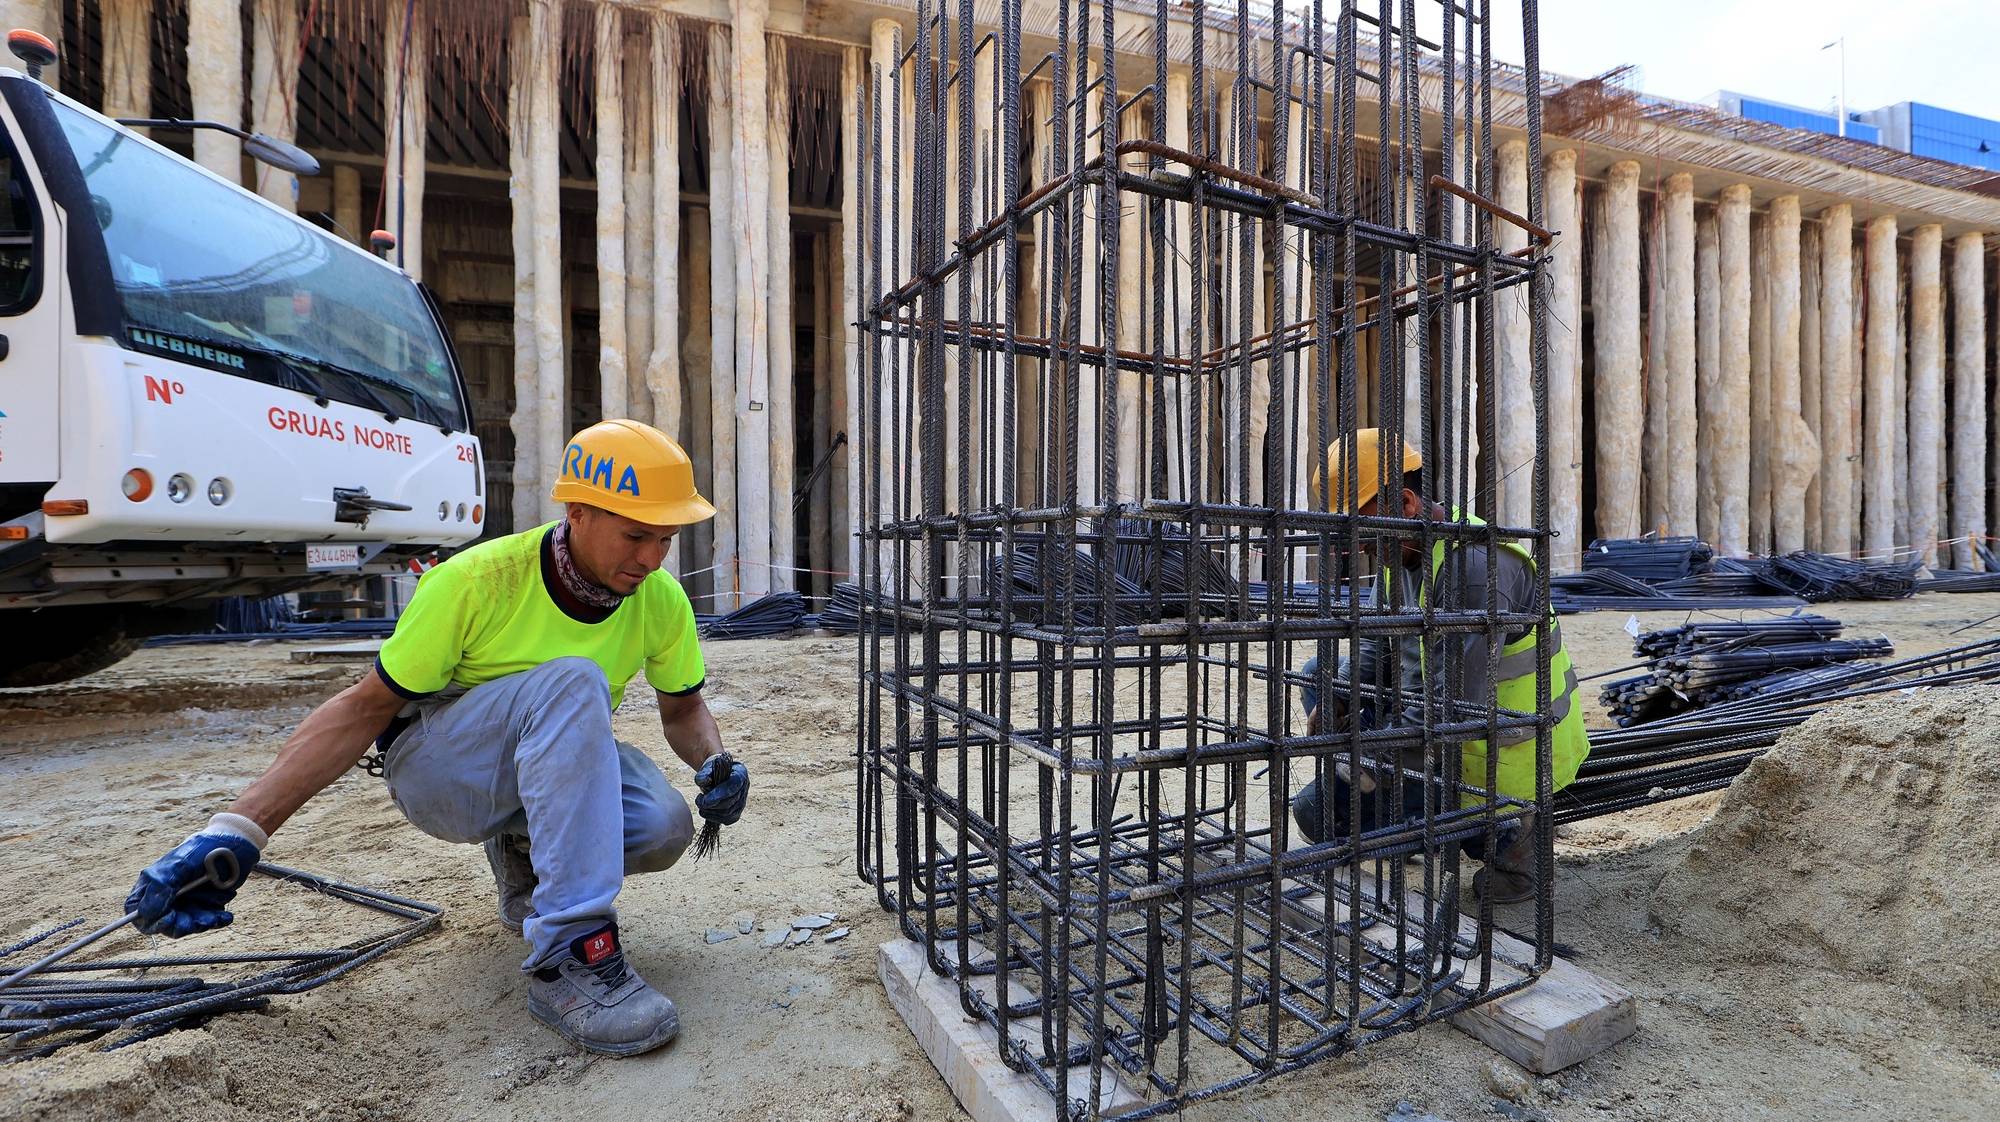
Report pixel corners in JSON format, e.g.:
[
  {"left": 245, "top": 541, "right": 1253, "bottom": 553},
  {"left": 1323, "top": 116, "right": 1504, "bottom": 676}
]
[{"left": 856, "top": 1, "right": 1556, "bottom": 1116}]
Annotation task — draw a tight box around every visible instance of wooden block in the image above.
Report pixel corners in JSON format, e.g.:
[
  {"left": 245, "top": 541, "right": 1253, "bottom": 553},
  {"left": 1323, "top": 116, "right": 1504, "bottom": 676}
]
[
  {"left": 1289, "top": 876, "right": 1637, "bottom": 1074},
  {"left": 1189, "top": 849, "right": 1637, "bottom": 1075},
  {"left": 1445, "top": 930, "right": 1639, "bottom": 1074},
  {"left": 289, "top": 640, "right": 384, "bottom": 664},
  {"left": 878, "top": 939, "right": 1146, "bottom": 1122}
]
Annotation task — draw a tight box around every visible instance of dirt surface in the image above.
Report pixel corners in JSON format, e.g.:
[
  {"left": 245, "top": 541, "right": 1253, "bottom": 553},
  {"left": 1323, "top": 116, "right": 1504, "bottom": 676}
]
[
  {"left": 4, "top": 593, "right": 2000, "bottom": 1121},
  {"left": 1651, "top": 689, "right": 2000, "bottom": 1015}
]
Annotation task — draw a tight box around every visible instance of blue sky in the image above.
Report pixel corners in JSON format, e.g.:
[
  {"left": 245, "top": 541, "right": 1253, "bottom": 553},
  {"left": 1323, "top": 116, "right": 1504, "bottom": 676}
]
[{"left": 1464, "top": 0, "right": 1999, "bottom": 120}]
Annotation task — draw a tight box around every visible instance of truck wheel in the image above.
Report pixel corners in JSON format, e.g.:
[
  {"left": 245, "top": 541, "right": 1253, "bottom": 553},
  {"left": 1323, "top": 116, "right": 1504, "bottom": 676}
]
[{"left": 0, "top": 608, "right": 142, "bottom": 687}]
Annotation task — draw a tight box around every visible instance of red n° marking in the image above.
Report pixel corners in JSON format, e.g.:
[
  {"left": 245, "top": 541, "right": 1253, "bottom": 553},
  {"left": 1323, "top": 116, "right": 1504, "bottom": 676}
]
[{"left": 144, "top": 375, "right": 176, "bottom": 404}]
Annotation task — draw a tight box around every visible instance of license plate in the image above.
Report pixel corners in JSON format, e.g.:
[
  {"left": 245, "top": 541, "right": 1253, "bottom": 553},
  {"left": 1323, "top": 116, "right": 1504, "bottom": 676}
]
[{"left": 306, "top": 544, "right": 363, "bottom": 571}]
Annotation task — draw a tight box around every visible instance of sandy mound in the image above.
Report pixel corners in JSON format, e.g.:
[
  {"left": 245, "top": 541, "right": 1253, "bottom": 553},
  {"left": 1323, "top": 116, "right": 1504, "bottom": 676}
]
[{"left": 1649, "top": 688, "right": 2000, "bottom": 1017}]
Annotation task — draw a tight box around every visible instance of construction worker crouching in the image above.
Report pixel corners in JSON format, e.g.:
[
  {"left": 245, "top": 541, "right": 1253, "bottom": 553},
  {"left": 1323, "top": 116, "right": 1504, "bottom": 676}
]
[
  {"left": 125, "top": 419, "right": 745, "bottom": 1057},
  {"left": 1294, "top": 428, "right": 1589, "bottom": 903}
]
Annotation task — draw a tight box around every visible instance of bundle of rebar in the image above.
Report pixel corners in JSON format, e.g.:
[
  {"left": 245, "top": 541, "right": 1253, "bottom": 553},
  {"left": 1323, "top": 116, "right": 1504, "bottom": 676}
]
[
  {"left": 1580, "top": 536, "right": 1714, "bottom": 582},
  {"left": 1599, "top": 615, "right": 1892, "bottom": 726},
  {"left": 983, "top": 542, "right": 1148, "bottom": 627},
  {"left": 1600, "top": 638, "right": 1894, "bottom": 725},
  {"left": 1562, "top": 638, "right": 2000, "bottom": 822},
  {"left": 696, "top": 591, "right": 808, "bottom": 640},
  {"left": 146, "top": 618, "right": 400, "bottom": 646},
  {"left": 1632, "top": 615, "right": 1843, "bottom": 657},
  {"left": 1921, "top": 568, "right": 2000, "bottom": 594},
  {"left": 807, "top": 582, "right": 868, "bottom": 633},
  {"left": 1562, "top": 539, "right": 1923, "bottom": 612},
  {"left": 1549, "top": 567, "right": 1805, "bottom": 613},
  {"left": 1758, "top": 551, "right": 1921, "bottom": 602},
  {"left": 0, "top": 864, "right": 440, "bottom": 1060}
]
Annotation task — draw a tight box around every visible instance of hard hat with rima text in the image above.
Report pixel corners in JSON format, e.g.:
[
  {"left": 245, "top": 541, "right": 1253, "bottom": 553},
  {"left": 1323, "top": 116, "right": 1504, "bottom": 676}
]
[
  {"left": 1315, "top": 428, "right": 1423, "bottom": 514},
  {"left": 550, "top": 419, "right": 718, "bottom": 526}
]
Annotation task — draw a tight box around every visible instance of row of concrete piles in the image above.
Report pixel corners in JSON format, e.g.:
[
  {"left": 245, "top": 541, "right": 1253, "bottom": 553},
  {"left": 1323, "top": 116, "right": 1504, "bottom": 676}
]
[
  {"left": 30, "top": 0, "right": 1999, "bottom": 577},
  {"left": 1508, "top": 148, "right": 1989, "bottom": 569}
]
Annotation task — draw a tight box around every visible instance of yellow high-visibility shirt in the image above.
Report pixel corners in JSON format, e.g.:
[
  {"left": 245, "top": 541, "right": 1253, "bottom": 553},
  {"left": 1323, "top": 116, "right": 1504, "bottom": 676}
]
[{"left": 375, "top": 522, "right": 704, "bottom": 709}]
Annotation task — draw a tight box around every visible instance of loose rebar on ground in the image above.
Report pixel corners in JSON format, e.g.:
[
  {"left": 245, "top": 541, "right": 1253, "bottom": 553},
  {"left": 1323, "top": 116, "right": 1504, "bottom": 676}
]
[{"left": 0, "top": 864, "right": 442, "bottom": 1060}]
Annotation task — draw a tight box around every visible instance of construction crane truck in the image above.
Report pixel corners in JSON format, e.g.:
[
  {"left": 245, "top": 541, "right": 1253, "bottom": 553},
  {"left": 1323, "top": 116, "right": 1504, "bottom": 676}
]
[{"left": 0, "top": 32, "right": 484, "bottom": 686}]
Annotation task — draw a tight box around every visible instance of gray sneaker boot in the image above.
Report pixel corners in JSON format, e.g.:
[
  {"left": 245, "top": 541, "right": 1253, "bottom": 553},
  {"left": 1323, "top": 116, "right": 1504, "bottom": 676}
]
[
  {"left": 484, "top": 833, "right": 537, "bottom": 936},
  {"left": 527, "top": 923, "right": 680, "bottom": 1057}
]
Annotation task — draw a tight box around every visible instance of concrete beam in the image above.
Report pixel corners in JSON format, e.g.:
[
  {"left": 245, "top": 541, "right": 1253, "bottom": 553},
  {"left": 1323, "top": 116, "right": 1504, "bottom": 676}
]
[
  {"left": 1951, "top": 233, "right": 1985, "bottom": 570},
  {"left": 1907, "top": 224, "right": 1943, "bottom": 567},
  {"left": 1862, "top": 214, "right": 1898, "bottom": 557},
  {"left": 1749, "top": 215, "right": 1771, "bottom": 552},
  {"left": 1799, "top": 220, "right": 1822, "bottom": 549},
  {"left": 1694, "top": 209, "right": 1719, "bottom": 541},
  {"left": 649, "top": 14, "right": 686, "bottom": 565},
  {"left": 1544, "top": 148, "right": 1581, "bottom": 569},
  {"left": 1818, "top": 205, "right": 1854, "bottom": 556},
  {"left": 382, "top": 0, "right": 426, "bottom": 274},
  {"left": 507, "top": 10, "right": 540, "bottom": 531},
  {"left": 333, "top": 164, "right": 362, "bottom": 245},
  {"left": 767, "top": 34, "right": 795, "bottom": 593},
  {"left": 1592, "top": 162, "right": 1643, "bottom": 540},
  {"left": 528, "top": 0, "right": 566, "bottom": 524},
  {"left": 251, "top": 0, "right": 300, "bottom": 211},
  {"left": 100, "top": 0, "right": 150, "bottom": 122},
  {"left": 1768, "top": 196, "right": 1811, "bottom": 553},
  {"left": 623, "top": 24, "right": 654, "bottom": 428},
  {"left": 1661, "top": 173, "right": 1697, "bottom": 536},
  {"left": 709, "top": 24, "right": 740, "bottom": 606},
  {"left": 594, "top": 2, "right": 629, "bottom": 421},
  {"left": 187, "top": 0, "right": 244, "bottom": 181},
  {"left": 1715, "top": 183, "right": 1751, "bottom": 555},
  {"left": 1165, "top": 69, "right": 1193, "bottom": 502},
  {"left": 1496, "top": 139, "right": 1532, "bottom": 528},
  {"left": 840, "top": 44, "right": 863, "bottom": 580}
]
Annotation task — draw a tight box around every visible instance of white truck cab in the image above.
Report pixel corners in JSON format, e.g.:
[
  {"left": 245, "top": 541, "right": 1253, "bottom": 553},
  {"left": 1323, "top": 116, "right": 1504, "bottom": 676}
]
[{"left": 0, "top": 57, "right": 482, "bottom": 685}]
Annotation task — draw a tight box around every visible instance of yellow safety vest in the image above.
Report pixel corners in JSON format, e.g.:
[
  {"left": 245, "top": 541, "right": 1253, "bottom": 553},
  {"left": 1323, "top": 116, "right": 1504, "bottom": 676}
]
[{"left": 1388, "top": 512, "right": 1590, "bottom": 805}]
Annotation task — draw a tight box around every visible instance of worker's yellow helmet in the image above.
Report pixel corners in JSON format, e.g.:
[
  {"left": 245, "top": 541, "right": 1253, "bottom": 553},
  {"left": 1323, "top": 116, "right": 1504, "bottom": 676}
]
[
  {"left": 1315, "top": 428, "right": 1423, "bottom": 514},
  {"left": 550, "top": 419, "right": 717, "bottom": 526}
]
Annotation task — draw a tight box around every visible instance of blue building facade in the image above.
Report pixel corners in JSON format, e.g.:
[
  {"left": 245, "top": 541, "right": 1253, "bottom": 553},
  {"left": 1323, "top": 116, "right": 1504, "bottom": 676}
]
[
  {"left": 1862, "top": 102, "right": 2000, "bottom": 171},
  {"left": 1712, "top": 91, "right": 1880, "bottom": 144}
]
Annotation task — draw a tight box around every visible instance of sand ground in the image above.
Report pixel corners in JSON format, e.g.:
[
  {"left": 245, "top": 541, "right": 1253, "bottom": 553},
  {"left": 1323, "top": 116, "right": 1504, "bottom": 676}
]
[{"left": 4, "top": 592, "right": 1999, "bottom": 1121}]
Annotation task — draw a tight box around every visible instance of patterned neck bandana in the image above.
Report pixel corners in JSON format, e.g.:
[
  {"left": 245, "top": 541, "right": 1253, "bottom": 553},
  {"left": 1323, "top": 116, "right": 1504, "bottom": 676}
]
[{"left": 551, "top": 521, "right": 625, "bottom": 609}]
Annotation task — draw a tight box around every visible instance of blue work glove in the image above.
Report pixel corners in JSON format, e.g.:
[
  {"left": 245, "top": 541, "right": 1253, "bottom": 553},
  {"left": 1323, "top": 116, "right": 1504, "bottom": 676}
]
[
  {"left": 126, "top": 818, "right": 263, "bottom": 939},
  {"left": 694, "top": 753, "right": 749, "bottom": 826}
]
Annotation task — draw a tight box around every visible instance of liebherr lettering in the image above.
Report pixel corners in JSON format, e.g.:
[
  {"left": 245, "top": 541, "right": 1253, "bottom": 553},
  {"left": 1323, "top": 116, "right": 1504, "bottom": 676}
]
[{"left": 129, "top": 328, "right": 247, "bottom": 369}]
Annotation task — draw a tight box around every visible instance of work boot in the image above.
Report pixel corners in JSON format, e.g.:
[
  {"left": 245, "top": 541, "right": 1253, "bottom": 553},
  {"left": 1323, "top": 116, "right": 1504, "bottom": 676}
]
[
  {"left": 484, "top": 833, "right": 537, "bottom": 936},
  {"left": 1473, "top": 864, "right": 1536, "bottom": 905},
  {"left": 527, "top": 923, "right": 680, "bottom": 1057},
  {"left": 1474, "top": 817, "right": 1538, "bottom": 905}
]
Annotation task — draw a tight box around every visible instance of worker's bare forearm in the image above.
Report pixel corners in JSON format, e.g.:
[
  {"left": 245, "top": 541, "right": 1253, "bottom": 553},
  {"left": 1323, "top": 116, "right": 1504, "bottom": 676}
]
[
  {"left": 657, "top": 691, "right": 724, "bottom": 770},
  {"left": 227, "top": 675, "right": 402, "bottom": 836}
]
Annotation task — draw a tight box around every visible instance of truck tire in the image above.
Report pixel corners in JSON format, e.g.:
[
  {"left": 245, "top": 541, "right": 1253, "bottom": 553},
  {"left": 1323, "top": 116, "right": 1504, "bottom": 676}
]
[{"left": 0, "top": 608, "right": 142, "bottom": 687}]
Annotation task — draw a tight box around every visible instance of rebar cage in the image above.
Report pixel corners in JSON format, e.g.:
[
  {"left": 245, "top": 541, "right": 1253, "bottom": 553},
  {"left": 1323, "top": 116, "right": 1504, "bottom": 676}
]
[{"left": 855, "top": 0, "right": 1557, "bottom": 1116}]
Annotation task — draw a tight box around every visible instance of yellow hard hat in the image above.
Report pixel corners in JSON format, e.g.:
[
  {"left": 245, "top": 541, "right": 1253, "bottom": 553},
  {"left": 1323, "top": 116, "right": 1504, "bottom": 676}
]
[
  {"left": 550, "top": 419, "right": 718, "bottom": 526},
  {"left": 1315, "top": 428, "right": 1423, "bottom": 514}
]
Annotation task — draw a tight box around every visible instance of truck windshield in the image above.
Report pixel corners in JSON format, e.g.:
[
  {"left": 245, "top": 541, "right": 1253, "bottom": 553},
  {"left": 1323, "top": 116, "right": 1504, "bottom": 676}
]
[{"left": 50, "top": 103, "right": 465, "bottom": 430}]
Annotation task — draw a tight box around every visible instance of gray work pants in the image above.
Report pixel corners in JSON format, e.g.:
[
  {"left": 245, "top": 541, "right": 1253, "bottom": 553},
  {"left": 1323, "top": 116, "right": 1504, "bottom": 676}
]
[{"left": 381, "top": 657, "right": 694, "bottom": 969}]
